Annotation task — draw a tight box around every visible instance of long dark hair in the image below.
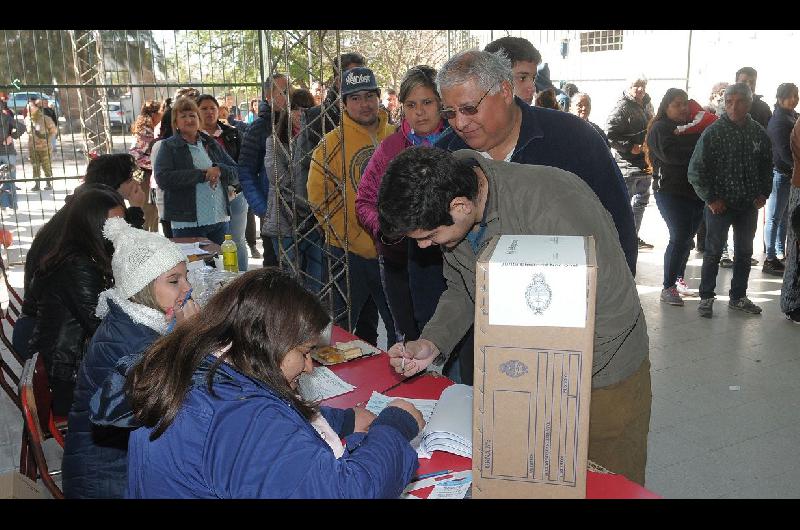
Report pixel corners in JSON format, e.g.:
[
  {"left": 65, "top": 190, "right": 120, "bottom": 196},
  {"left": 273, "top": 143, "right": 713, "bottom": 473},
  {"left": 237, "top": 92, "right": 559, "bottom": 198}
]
[
  {"left": 25, "top": 183, "right": 120, "bottom": 291},
  {"left": 653, "top": 88, "right": 688, "bottom": 123},
  {"left": 39, "top": 185, "right": 124, "bottom": 280},
  {"left": 644, "top": 88, "right": 688, "bottom": 171},
  {"left": 127, "top": 268, "right": 331, "bottom": 440}
]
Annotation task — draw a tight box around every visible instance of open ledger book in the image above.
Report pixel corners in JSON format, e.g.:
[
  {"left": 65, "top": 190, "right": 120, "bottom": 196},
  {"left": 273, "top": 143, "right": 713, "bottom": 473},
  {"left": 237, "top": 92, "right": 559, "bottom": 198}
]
[{"left": 366, "top": 383, "right": 472, "bottom": 459}]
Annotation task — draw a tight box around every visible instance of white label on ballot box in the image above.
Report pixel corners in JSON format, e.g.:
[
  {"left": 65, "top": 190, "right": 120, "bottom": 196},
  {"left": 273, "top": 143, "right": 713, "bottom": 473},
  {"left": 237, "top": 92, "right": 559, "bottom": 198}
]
[{"left": 488, "top": 235, "right": 587, "bottom": 328}]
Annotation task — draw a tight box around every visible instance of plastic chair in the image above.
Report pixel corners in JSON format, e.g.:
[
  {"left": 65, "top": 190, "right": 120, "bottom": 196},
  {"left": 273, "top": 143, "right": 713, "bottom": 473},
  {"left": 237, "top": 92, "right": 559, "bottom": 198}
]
[
  {"left": 0, "top": 254, "right": 24, "bottom": 410},
  {"left": 19, "top": 352, "right": 66, "bottom": 499}
]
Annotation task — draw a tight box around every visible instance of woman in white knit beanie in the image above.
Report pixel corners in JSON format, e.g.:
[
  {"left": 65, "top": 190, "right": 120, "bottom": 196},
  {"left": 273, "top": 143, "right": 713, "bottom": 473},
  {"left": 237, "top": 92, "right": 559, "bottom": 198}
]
[{"left": 61, "top": 217, "right": 199, "bottom": 499}]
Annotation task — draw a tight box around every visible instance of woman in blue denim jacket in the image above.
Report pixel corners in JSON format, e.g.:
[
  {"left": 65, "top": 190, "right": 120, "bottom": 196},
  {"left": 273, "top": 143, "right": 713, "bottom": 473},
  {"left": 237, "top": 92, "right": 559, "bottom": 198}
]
[{"left": 154, "top": 97, "right": 239, "bottom": 245}]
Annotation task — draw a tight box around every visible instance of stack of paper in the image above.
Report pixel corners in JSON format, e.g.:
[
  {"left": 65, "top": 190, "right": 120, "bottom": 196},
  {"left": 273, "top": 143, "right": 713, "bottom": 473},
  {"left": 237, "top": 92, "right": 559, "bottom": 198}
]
[
  {"left": 298, "top": 367, "right": 355, "bottom": 401},
  {"left": 418, "top": 384, "right": 472, "bottom": 458},
  {"left": 177, "top": 242, "right": 209, "bottom": 257},
  {"left": 365, "top": 384, "right": 472, "bottom": 459}
]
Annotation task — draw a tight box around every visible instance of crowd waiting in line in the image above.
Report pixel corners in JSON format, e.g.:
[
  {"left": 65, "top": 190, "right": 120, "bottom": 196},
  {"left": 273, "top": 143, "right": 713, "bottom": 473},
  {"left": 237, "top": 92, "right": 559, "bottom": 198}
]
[{"left": 2, "top": 34, "right": 799, "bottom": 499}]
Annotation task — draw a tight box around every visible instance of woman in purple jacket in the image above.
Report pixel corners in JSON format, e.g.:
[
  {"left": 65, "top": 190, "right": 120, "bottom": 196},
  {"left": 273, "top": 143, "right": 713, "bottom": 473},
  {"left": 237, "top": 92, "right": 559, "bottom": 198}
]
[{"left": 356, "top": 66, "right": 449, "bottom": 349}]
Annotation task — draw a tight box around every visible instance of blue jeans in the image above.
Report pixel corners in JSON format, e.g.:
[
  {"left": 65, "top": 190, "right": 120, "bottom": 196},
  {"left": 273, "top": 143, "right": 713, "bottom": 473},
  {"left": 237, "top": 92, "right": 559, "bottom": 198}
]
[
  {"left": 655, "top": 192, "right": 704, "bottom": 289},
  {"left": 0, "top": 154, "right": 18, "bottom": 210},
  {"left": 171, "top": 221, "right": 230, "bottom": 246},
  {"left": 764, "top": 169, "right": 791, "bottom": 259},
  {"left": 327, "top": 245, "right": 396, "bottom": 346},
  {"left": 228, "top": 193, "right": 249, "bottom": 271},
  {"left": 273, "top": 230, "right": 325, "bottom": 294},
  {"left": 624, "top": 171, "right": 652, "bottom": 234},
  {"left": 699, "top": 205, "right": 758, "bottom": 300}
]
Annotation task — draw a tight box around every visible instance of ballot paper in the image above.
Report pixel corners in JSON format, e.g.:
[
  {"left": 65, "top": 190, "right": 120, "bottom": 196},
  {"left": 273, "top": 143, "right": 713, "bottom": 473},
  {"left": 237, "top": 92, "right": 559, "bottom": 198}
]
[
  {"left": 365, "top": 392, "right": 438, "bottom": 422},
  {"left": 401, "top": 471, "right": 473, "bottom": 499},
  {"left": 298, "top": 367, "right": 355, "bottom": 401},
  {"left": 418, "top": 384, "right": 472, "bottom": 459},
  {"left": 178, "top": 242, "right": 210, "bottom": 257},
  {"left": 365, "top": 384, "right": 472, "bottom": 459},
  {"left": 427, "top": 476, "right": 472, "bottom": 499},
  {"left": 365, "top": 392, "right": 437, "bottom": 457}
]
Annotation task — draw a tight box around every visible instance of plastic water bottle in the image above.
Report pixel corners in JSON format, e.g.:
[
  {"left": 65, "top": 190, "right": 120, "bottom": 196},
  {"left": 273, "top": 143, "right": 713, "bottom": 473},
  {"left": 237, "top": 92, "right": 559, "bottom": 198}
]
[{"left": 220, "top": 234, "right": 238, "bottom": 273}]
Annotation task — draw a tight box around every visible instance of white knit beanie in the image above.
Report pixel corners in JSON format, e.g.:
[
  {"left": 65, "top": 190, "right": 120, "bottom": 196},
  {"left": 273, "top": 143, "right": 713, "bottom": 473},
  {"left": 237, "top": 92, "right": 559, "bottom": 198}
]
[{"left": 103, "top": 217, "right": 188, "bottom": 300}]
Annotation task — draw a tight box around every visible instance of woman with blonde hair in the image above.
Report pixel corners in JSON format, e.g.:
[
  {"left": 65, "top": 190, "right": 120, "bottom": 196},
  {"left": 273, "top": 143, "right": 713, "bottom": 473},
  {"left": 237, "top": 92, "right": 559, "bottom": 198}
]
[
  {"left": 62, "top": 217, "right": 199, "bottom": 498},
  {"left": 153, "top": 97, "right": 239, "bottom": 244}
]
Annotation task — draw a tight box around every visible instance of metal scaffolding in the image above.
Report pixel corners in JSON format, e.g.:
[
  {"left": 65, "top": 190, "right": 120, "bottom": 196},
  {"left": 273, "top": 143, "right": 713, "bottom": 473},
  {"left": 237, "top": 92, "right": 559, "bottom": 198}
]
[{"left": 69, "top": 30, "right": 112, "bottom": 156}]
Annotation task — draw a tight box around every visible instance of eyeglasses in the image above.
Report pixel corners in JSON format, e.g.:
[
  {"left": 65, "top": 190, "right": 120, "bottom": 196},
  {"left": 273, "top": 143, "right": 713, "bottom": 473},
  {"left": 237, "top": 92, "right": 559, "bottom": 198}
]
[
  {"left": 440, "top": 84, "right": 497, "bottom": 120},
  {"left": 379, "top": 232, "right": 406, "bottom": 246}
]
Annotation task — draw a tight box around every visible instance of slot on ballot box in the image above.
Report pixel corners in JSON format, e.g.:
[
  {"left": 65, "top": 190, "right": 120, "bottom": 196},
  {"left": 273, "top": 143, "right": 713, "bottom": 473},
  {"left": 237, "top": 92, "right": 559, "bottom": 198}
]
[{"left": 473, "top": 235, "right": 597, "bottom": 499}]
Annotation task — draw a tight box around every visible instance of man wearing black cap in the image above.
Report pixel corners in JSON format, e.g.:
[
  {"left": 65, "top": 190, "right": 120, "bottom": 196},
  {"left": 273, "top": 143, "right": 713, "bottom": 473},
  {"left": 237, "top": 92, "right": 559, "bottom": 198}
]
[{"left": 306, "top": 66, "right": 397, "bottom": 347}]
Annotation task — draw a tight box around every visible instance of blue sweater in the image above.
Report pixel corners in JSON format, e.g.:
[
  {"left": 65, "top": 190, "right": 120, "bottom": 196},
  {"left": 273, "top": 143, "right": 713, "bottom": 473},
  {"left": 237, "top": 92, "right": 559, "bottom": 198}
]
[
  {"left": 436, "top": 97, "right": 638, "bottom": 275},
  {"left": 126, "top": 356, "right": 420, "bottom": 498}
]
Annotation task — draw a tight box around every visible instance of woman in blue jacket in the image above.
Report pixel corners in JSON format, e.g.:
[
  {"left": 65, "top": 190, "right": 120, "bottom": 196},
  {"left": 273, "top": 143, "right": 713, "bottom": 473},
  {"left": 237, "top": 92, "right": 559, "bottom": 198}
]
[
  {"left": 154, "top": 96, "right": 239, "bottom": 245},
  {"left": 124, "top": 268, "right": 424, "bottom": 498},
  {"left": 62, "top": 217, "right": 199, "bottom": 498}
]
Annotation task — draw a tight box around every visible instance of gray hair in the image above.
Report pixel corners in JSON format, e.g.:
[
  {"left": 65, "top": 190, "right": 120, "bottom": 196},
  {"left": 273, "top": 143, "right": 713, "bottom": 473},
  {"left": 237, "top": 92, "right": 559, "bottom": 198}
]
[
  {"left": 571, "top": 92, "right": 591, "bottom": 106},
  {"left": 437, "top": 50, "right": 514, "bottom": 97},
  {"left": 725, "top": 82, "right": 753, "bottom": 104},
  {"left": 627, "top": 73, "right": 648, "bottom": 87}
]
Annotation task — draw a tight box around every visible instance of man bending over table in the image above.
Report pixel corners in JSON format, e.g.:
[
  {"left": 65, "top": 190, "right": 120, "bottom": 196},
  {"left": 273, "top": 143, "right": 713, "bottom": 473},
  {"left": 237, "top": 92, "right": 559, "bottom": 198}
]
[{"left": 377, "top": 146, "right": 652, "bottom": 485}]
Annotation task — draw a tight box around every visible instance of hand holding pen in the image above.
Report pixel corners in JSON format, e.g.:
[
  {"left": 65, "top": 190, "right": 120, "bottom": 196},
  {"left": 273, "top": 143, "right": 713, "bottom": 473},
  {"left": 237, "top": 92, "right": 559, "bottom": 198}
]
[
  {"left": 387, "top": 336, "right": 440, "bottom": 376},
  {"left": 165, "top": 288, "right": 198, "bottom": 332}
]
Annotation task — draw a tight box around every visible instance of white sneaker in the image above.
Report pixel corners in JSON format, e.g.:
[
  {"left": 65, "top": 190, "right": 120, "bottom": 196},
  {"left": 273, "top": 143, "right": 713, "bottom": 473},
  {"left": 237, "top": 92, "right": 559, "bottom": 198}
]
[{"left": 675, "top": 278, "right": 692, "bottom": 296}]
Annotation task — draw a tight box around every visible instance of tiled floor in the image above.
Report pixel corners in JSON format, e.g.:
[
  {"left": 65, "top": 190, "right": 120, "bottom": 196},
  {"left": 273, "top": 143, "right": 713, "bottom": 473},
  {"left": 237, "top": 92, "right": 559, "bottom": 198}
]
[{"left": 1, "top": 202, "right": 798, "bottom": 498}]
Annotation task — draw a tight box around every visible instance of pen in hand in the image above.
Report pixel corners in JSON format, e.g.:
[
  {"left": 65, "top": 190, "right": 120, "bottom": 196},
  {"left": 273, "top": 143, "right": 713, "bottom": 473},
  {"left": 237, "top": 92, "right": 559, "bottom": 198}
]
[
  {"left": 397, "top": 332, "right": 407, "bottom": 374},
  {"left": 166, "top": 288, "right": 193, "bottom": 333}
]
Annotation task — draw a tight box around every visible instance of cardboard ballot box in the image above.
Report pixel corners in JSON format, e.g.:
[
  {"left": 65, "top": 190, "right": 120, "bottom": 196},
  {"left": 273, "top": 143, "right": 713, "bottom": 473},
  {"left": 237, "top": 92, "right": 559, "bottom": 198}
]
[{"left": 472, "top": 234, "right": 597, "bottom": 499}]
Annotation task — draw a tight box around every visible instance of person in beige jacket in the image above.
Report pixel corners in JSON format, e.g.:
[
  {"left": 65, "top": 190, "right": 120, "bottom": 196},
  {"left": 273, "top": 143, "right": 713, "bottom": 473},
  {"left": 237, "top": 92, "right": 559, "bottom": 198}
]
[
  {"left": 378, "top": 147, "right": 651, "bottom": 485},
  {"left": 25, "top": 96, "right": 57, "bottom": 191}
]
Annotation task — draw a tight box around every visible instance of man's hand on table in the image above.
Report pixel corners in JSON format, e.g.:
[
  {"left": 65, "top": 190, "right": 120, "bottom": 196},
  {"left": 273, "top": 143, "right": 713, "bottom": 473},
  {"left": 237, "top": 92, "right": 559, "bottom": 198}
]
[{"left": 387, "top": 338, "right": 439, "bottom": 377}]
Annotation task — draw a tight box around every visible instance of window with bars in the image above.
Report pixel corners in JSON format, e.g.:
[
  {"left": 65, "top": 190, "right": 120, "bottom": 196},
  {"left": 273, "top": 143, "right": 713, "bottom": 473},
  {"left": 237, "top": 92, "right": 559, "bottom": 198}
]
[{"left": 579, "top": 30, "right": 623, "bottom": 52}]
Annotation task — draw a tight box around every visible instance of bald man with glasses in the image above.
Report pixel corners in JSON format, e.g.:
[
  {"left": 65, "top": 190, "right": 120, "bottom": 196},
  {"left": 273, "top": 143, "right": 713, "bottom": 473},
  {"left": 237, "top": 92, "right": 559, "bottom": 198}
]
[{"left": 434, "top": 50, "right": 638, "bottom": 276}]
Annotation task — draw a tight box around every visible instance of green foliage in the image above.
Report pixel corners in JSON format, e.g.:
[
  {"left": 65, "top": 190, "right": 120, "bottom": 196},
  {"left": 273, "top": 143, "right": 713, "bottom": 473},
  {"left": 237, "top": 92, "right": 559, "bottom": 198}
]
[{"left": 0, "top": 30, "right": 162, "bottom": 91}]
